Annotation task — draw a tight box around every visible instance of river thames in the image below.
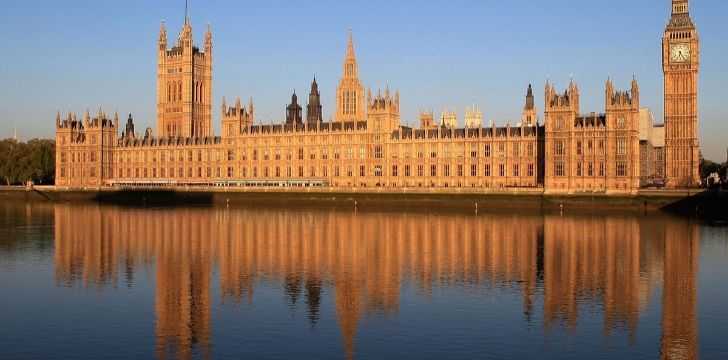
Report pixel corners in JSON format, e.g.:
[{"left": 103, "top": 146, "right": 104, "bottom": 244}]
[{"left": 1, "top": 200, "right": 727, "bottom": 359}]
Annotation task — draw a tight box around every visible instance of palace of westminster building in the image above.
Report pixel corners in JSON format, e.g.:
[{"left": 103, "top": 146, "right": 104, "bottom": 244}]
[{"left": 55, "top": 1, "right": 700, "bottom": 193}]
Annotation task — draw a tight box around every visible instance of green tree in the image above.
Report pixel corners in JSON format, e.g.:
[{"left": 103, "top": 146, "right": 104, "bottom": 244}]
[{"left": 0, "top": 138, "right": 55, "bottom": 185}]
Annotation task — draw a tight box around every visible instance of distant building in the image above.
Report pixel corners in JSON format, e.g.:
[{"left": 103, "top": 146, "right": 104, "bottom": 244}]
[
  {"left": 440, "top": 107, "right": 458, "bottom": 129},
  {"left": 639, "top": 108, "right": 666, "bottom": 187},
  {"left": 465, "top": 105, "right": 483, "bottom": 128}
]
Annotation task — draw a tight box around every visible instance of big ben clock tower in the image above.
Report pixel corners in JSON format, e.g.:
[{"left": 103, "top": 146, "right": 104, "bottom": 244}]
[{"left": 663, "top": 0, "right": 700, "bottom": 187}]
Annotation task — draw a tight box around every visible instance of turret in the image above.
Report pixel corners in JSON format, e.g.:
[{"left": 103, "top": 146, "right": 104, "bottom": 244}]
[
  {"left": 522, "top": 84, "right": 537, "bottom": 126},
  {"left": 205, "top": 23, "right": 212, "bottom": 53},
  {"left": 124, "top": 114, "right": 136, "bottom": 139},
  {"left": 631, "top": 75, "right": 639, "bottom": 104},
  {"left": 248, "top": 97, "right": 254, "bottom": 121},
  {"left": 286, "top": 90, "right": 303, "bottom": 125},
  {"left": 158, "top": 20, "right": 167, "bottom": 54},
  {"left": 605, "top": 76, "right": 614, "bottom": 103},
  {"left": 307, "top": 76, "right": 323, "bottom": 124},
  {"left": 525, "top": 84, "right": 534, "bottom": 110}
]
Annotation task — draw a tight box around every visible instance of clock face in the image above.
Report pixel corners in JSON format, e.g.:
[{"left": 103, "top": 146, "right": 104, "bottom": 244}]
[{"left": 670, "top": 43, "right": 691, "bottom": 63}]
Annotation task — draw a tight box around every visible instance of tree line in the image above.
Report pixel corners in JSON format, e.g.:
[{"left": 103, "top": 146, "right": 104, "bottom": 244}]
[
  {"left": 700, "top": 156, "right": 727, "bottom": 183},
  {"left": 0, "top": 138, "right": 55, "bottom": 185}
]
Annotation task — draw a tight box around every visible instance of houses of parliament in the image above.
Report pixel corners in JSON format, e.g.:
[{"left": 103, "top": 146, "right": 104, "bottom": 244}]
[{"left": 54, "top": 1, "right": 700, "bottom": 192}]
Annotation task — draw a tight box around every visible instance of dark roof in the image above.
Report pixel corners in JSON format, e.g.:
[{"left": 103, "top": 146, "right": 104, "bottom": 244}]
[
  {"left": 575, "top": 114, "right": 606, "bottom": 127},
  {"left": 120, "top": 136, "right": 222, "bottom": 148},
  {"left": 391, "top": 125, "right": 542, "bottom": 140},
  {"left": 667, "top": 14, "right": 695, "bottom": 29},
  {"left": 242, "top": 121, "right": 367, "bottom": 134}
]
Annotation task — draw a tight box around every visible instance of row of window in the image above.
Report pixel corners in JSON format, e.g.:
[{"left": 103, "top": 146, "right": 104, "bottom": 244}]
[
  {"left": 110, "top": 142, "right": 538, "bottom": 164},
  {"left": 553, "top": 139, "right": 629, "bottom": 156},
  {"left": 68, "top": 162, "right": 537, "bottom": 180},
  {"left": 553, "top": 162, "right": 628, "bottom": 177}
]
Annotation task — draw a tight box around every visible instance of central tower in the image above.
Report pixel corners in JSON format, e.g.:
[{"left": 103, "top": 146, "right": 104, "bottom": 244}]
[
  {"left": 663, "top": 0, "right": 699, "bottom": 187},
  {"left": 335, "top": 30, "right": 365, "bottom": 122},
  {"left": 156, "top": 12, "right": 213, "bottom": 138}
]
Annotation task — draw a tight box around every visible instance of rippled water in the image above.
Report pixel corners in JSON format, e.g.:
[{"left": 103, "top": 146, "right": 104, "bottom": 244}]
[{"left": 1, "top": 200, "right": 727, "bottom": 359}]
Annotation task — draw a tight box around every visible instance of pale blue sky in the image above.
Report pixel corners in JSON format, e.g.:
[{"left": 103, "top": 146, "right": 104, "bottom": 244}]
[{"left": 0, "top": 0, "right": 726, "bottom": 161}]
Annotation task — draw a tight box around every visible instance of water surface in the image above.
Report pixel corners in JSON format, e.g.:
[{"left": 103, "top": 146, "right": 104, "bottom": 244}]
[{"left": 1, "top": 201, "right": 727, "bottom": 359}]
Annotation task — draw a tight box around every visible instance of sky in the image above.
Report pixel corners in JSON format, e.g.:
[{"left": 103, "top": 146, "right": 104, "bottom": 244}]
[{"left": 0, "top": 0, "right": 726, "bottom": 161}]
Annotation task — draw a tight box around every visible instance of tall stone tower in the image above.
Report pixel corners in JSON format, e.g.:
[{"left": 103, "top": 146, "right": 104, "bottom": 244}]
[
  {"left": 605, "top": 76, "right": 641, "bottom": 191},
  {"left": 307, "top": 77, "right": 323, "bottom": 124},
  {"left": 663, "top": 0, "right": 699, "bottom": 187},
  {"left": 522, "top": 84, "right": 538, "bottom": 126},
  {"left": 156, "top": 12, "right": 213, "bottom": 138},
  {"left": 335, "top": 30, "right": 365, "bottom": 122},
  {"left": 544, "top": 80, "right": 580, "bottom": 191}
]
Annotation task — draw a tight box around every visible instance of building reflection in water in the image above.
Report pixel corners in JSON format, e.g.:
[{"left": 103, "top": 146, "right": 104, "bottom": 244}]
[{"left": 54, "top": 205, "right": 699, "bottom": 359}]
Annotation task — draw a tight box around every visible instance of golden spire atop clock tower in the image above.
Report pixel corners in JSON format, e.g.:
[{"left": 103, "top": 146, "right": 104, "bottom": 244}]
[{"left": 663, "top": 0, "right": 699, "bottom": 187}]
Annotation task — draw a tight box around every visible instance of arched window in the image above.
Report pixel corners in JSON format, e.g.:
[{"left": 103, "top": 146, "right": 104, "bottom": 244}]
[
  {"left": 171, "top": 82, "right": 176, "bottom": 102},
  {"left": 178, "top": 81, "right": 182, "bottom": 101},
  {"left": 167, "top": 82, "right": 171, "bottom": 102},
  {"left": 200, "top": 84, "right": 204, "bottom": 104}
]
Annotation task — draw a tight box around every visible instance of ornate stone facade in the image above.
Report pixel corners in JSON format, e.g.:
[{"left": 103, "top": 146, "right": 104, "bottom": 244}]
[
  {"left": 663, "top": 0, "right": 700, "bottom": 187},
  {"left": 54, "top": 1, "right": 698, "bottom": 193},
  {"left": 156, "top": 17, "right": 212, "bottom": 138}
]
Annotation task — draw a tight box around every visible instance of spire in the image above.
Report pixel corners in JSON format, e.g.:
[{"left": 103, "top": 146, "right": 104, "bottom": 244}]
[
  {"left": 631, "top": 74, "right": 639, "bottom": 102},
  {"left": 347, "top": 28, "right": 355, "bottom": 60},
  {"left": 311, "top": 75, "right": 318, "bottom": 92},
  {"left": 159, "top": 19, "right": 167, "bottom": 43},
  {"left": 205, "top": 22, "right": 212, "bottom": 47},
  {"left": 180, "top": 0, "right": 192, "bottom": 46},
  {"left": 56, "top": 110, "right": 61, "bottom": 127},
  {"left": 525, "top": 84, "right": 534, "bottom": 110},
  {"left": 342, "top": 28, "right": 358, "bottom": 79},
  {"left": 184, "top": 0, "right": 189, "bottom": 24}
]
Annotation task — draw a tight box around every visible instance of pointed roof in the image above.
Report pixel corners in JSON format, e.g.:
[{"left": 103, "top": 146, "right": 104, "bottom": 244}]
[
  {"left": 525, "top": 84, "right": 535, "bottom": 110},
  {"left": 346, "top": 28, "right": 355, "bottom": 60},
  {"left": 159, "top": 19, "right": 167, "bottom": 42},
  {"left": 668, "top": 0, "right": 694, "bottom": 29}
]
